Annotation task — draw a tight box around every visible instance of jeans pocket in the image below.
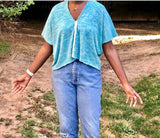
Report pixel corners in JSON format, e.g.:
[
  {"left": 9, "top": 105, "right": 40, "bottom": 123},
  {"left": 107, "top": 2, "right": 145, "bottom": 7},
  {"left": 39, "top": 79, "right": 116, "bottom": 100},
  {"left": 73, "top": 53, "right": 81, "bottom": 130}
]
[{"left": 84, "top": 64, "right": 101, "bottom": 75}]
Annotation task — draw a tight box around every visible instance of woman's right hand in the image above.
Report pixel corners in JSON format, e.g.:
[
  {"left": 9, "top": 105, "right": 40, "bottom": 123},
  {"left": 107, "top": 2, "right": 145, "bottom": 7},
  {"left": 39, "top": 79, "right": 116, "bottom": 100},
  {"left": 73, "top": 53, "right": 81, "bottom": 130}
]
[{"left": 11, "top": 73, "right": 32, "bottom": 93}]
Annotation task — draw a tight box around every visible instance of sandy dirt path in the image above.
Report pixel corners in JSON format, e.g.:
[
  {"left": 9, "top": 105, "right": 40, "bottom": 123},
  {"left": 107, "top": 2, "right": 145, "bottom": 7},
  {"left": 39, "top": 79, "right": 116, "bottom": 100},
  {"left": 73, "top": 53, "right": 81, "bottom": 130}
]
[{"left": 0, "top": 21, "right": 160, "bottom": 137}]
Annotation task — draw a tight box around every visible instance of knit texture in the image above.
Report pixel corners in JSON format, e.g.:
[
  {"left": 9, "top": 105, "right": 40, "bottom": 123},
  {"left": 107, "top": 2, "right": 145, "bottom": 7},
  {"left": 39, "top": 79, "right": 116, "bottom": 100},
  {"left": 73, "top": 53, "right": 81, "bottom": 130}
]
[{"left": 42, "top": 1, "right": 118, "bottom": 70}]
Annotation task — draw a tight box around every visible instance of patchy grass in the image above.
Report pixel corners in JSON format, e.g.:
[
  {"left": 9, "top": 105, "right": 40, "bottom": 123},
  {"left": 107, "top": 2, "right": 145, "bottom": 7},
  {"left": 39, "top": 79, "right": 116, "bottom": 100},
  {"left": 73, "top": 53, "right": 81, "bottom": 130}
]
[
  {"left": 5, "top": 73, "right": 160, "bottom": 137},
  {"left": 0, "top": 39, "right": 11, "bottom": 57},
  {"left": 11, "top": 90, "right": 60, "bottom": 138},
  {"left": 149, "top": 52, "right": 160, "bottom": 56},
  {"left": 4, "top": 134, "right": 15, "bottom": 138},
  {"left": 101, "top": 73, "right": 160, "bottom": 138},
  {"left": 5, "top": 121, "right": 12, "bottom": 126},
  {"left": 0, "top": 118, "right": 4, "bottom": 122},
  {"left": 21, "top": 121, "right": 37, "bottom": 138}
]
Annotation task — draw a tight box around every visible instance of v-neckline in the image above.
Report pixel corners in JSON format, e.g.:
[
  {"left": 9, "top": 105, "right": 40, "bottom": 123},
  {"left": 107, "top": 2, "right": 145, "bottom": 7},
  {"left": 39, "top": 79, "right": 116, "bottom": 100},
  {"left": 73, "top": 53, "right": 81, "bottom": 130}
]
[{"left": 66, "top": 1, "right": 89, "bottom": 22}]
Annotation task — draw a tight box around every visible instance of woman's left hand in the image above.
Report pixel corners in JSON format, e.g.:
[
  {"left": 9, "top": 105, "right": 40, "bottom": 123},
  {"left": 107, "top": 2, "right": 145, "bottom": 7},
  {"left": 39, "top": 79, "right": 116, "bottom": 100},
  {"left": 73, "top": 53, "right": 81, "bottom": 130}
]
[
  {"left": 102, "top": 41, "right": 143, "bottom": 107},
  {"left": 123, "top": 84, "right": 143, "bottom": 107}
]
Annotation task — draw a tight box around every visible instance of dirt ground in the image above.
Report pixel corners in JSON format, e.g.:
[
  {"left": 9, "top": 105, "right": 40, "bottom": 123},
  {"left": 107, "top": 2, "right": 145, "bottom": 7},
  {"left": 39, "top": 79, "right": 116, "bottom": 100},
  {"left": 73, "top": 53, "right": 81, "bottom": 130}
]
[{"left": 0, "top": 21, "right": 160, "bottom": 137}]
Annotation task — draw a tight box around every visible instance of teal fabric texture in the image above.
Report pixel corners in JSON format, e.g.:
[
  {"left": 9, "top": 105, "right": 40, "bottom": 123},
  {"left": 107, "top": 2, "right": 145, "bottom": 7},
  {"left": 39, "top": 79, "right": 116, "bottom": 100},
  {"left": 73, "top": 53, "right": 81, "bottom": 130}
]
[{"left": 41, "top": 1, "right": 118, "bottom": 70}]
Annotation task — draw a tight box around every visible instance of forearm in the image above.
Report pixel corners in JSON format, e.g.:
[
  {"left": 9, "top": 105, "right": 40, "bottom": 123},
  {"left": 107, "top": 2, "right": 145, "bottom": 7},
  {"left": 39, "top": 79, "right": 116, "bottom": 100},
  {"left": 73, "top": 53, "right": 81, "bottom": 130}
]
[
  {"left": 102, "top": 41, "right": 129, "bottom": 86},
  {"left": 27, "top": 41, "right": 53, "bottom": 74}
]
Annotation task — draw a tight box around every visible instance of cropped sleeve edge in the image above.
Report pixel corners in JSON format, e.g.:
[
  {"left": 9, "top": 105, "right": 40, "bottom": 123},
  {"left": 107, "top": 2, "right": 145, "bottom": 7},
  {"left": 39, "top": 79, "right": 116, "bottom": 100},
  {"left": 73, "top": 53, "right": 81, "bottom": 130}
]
[
  {"left": 41, "top": 33, "right": 53, "bottom": 46},
  {"left": 102, "top": 33, "right": 118, "bottom": 44}
]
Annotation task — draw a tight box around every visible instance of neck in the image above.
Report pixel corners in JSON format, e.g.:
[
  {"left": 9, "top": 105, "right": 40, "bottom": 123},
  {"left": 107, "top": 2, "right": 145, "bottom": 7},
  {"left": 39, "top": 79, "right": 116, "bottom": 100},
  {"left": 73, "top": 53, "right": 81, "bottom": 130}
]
[{"left": 69, "top": 1, "right": 87, "bottom": 5}]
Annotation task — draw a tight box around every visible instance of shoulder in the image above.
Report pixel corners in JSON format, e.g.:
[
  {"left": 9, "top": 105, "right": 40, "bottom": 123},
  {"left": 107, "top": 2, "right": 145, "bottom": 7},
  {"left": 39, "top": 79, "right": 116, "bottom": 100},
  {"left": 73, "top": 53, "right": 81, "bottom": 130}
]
[
  {"left": 88, "top": 1, "right": 108, "bottom": 19},
  {"left": 89, "top": 1, "right": 106, "bottom": 12},
  {"left": 88, "top": 1, "right": 107, "bottom": 16}
]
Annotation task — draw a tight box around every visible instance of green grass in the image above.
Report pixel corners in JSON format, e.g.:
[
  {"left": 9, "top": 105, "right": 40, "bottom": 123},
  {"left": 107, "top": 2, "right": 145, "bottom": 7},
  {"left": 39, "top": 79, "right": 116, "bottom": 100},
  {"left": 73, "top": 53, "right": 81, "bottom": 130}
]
[
  {"left": 21, "top": 121, "right": 37, "bottom": 138},
  {"left": 0, "top": 118, "right": 4, "bottom": 122},
  {"left": 5, "top": 121, "right": 12, "bottom": 126},
  {"left": 0, "top": 39, "right": 11, "bottom": 57},
  {"left": 15, "top": 114, "right": 23, "bottom": 120},
  {"left": 42, "top": 91, "right": 55, "bottom": 102},
  {"left": 101, "top": 73, "right": 160, "bottom": 138},
  {"left": 16, "top": 90, "right": 60, "bottom": 138},
  {"left": 9, "top": 74, "right": 160, "bottom": 137},
  {"left": 4, "top": 134, "right": 15, "bottom": 138},
  {"left": 149, "top": 52, "right": 160, "bottom": 56}
]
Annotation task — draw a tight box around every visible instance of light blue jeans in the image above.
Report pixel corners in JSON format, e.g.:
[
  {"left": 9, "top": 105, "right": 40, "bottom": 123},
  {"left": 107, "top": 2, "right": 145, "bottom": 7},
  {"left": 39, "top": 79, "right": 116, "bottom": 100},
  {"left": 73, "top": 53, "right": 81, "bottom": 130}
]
[{"left": 51, "top": 60, "right": 102, "bottom": 138}]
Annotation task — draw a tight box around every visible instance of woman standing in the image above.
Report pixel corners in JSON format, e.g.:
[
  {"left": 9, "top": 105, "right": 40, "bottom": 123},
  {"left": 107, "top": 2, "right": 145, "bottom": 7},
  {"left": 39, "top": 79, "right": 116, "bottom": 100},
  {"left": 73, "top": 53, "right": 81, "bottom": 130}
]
[{"left": 12, "top": 1, "right": 143, "bottom": 138}]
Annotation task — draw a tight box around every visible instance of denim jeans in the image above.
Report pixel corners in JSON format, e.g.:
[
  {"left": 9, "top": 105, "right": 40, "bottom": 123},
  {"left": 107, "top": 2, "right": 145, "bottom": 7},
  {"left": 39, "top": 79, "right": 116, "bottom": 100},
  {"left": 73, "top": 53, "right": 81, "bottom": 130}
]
[{"left": 51, "top": 60, "right": 102, "bottom": 138}]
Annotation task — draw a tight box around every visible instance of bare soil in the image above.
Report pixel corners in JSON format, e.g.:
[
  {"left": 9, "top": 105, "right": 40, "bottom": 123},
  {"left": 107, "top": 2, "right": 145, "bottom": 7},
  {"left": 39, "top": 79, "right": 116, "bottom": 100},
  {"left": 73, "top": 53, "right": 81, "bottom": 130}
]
[{"left": 0, "top": 21, "right": 160, "bottom": 137}]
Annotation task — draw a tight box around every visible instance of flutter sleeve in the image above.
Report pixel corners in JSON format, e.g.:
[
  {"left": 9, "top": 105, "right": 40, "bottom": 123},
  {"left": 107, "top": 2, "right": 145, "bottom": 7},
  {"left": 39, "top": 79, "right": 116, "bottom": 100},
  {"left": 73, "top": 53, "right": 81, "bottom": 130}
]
[
  {"left": 41, "top": 8, "right": 54, "bottom": 46},
  {"left": 102, "top": 7, "right": 118, "bottom": 44}
]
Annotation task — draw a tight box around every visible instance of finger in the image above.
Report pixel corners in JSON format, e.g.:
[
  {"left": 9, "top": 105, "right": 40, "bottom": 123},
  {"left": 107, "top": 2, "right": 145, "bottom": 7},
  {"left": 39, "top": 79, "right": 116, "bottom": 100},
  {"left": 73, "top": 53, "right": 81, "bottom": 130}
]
[
  {"left": 11, "top": 85, "right": 19, "bottom": 93},
  {"left": 138, "top": 95, "right": 143, "bottom": 105},
  {"left": 12, "top": 82, "right": 18, "bottom": 90},
  {"left": 11, "top": 85, "right": 20, "bottom": 93},
  {"left": 18, "top": 87, "right": 25, "bottom": 93},
  {"left": 135, "top": 93, "right": 143, "bottom": 105},
  {"left": 130, "top": 98, "right": 133, "bottom": 107},
  {"left": 11, "top": 84, "right": 20, "bottom": 93},
  {"left": 14, "top": 86, "right": 23, "bottom": 93},
  {"left": 126, "top": 96, "right": 129, "bottom": 103},
  {"left": 17, "top": 86, "right": 25, "bottom": 94},
  {"left": 133, "top": 96, "right": 137, "bottom": 107}
]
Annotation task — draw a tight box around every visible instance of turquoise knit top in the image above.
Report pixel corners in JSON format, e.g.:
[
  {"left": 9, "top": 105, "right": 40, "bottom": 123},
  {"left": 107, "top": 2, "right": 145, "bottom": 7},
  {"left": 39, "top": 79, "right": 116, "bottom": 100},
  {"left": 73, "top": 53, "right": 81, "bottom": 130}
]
[{"left": 41, "top": 1, "right": 117, "bottom": 70}]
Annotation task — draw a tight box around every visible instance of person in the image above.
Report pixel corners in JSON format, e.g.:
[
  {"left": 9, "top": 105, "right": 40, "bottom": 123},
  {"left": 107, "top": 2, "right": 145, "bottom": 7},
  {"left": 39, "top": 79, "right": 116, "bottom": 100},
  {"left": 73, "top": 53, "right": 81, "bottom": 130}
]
[{"left": 12, "top": 1, "right": 143, "bottom": 138}]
